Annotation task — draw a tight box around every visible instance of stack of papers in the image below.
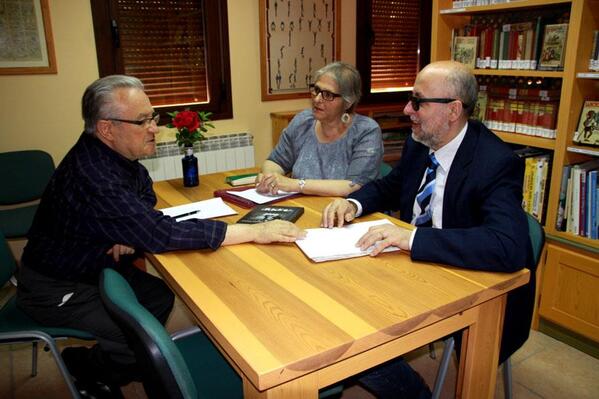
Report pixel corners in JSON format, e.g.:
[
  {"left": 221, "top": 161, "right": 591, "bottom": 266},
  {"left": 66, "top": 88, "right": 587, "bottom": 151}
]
[
  {"left": 295, "top": 220, "right": 401, "bottom": 262},
  {"left": 160, "top": 197, "right": 237, "bottom": 221},
  {"left": 226, "top": 188, "right": 298, "bottom": 204}
]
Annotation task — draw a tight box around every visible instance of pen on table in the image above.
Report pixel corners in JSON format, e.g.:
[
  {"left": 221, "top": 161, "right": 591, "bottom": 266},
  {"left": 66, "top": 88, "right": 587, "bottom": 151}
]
[{"left": 173, "top": 210, "right": 201, "bottom": 220}]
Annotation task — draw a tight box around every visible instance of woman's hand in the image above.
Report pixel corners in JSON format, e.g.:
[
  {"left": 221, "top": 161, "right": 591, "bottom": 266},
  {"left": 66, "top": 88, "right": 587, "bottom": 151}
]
[{"left": 255, "top": 172, "right": 298, "bottom": 194}]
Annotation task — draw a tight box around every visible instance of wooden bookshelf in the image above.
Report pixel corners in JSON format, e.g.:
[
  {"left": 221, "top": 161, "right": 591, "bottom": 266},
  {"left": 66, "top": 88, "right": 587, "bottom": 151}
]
[{"left": 432, "top": 0, "right": 599, "bottom": 343}]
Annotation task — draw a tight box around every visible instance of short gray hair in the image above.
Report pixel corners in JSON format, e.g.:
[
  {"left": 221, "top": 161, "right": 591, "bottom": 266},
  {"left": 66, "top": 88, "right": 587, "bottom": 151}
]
[
  {"left": 82, "top": 75, "right": 144, "bottom": 134},
  {"left": 314, "top": 61, "right": 362, "bottom": 113},
  {"left": 444, "top": 66, "right": 478, "bottom": 117}
]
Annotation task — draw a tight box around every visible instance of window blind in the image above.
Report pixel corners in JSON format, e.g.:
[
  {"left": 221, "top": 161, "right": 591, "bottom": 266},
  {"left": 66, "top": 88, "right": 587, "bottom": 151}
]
[
  {"left": 115, "top": 0, "right": 208, "bottom": 106},
  {"left": 370, "top": 0, "right": 421, "bottom": 91}
]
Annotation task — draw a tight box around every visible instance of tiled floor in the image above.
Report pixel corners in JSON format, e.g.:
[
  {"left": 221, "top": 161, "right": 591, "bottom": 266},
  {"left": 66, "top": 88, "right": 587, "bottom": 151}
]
[{"left": 2, "top": 279, "right": 598, "bottom": 398}]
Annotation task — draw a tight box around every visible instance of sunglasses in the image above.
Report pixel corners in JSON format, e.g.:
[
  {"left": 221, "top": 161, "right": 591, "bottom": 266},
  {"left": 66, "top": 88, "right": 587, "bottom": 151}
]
[
  {"left": 408, "top": 94, "right": 466, "bottom": 111},
  {"left": 309, "top": 84, "right": 342, "bottom": 101}
]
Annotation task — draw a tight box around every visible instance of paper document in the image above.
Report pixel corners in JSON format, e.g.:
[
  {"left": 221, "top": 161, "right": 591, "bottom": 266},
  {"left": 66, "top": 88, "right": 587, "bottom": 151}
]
[
  {"left": 295, "top": 220, "right": 400, "bottom": 263},
  {"left": 160, "top": 197, "right": 237, "bottom": 221},
  {"left": 226, "top": 188, "right": 298, "bottom": 204}
]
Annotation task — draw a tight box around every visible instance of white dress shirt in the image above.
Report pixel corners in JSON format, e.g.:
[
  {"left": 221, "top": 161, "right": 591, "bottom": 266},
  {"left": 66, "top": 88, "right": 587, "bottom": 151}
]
[{"left": 350, "top": 122, "right": 469, "bottom": 249}]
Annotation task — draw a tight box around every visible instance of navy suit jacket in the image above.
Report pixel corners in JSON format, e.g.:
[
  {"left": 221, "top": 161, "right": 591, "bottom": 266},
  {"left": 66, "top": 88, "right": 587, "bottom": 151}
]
[{"left": 350, "top": 120, "right": 534, "bottom": 363}]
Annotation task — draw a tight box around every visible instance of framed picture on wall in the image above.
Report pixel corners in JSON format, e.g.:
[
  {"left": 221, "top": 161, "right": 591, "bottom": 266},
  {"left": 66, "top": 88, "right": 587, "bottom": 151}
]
[
  {"left": 0, "top": 0, "right": 57, "bottom": 75},
  {"left": 259, "top": 0, "right": 341, "bottom": 101}
]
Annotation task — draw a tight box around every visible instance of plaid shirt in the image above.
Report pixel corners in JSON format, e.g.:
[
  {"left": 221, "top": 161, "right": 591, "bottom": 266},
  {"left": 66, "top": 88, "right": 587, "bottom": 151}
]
[{"left": 22, "top": 133, "right": 227, "bottom": 282}]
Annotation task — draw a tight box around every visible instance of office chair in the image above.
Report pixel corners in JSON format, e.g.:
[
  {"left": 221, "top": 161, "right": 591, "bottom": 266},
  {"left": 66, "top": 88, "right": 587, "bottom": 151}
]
[
  {"left": 380, "top": 161, "right": 393, "bottom": 177},
  {"left": 99, "top": 268, "right": 343, "bottom": 399},
  {"left": 431, "top": 213, "right": 545, "bottom": 399},
  {"left": 0, "top": 150, "right": 55, "bottom": 238},
  {"left": 0, "top": 231, "right": 94, "bottom": 399}
]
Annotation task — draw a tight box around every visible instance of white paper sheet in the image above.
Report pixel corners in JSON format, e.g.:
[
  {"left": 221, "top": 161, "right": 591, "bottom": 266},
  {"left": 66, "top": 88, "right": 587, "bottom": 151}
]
[
  {"left": 295, "top": 220, "right": 400, "bottom": 262},
  {"left": 226, "top": 188, "right": 298, "bottom": 204},
  {"left": 160, "top": 197, "right": 237, "bottom": 221}
]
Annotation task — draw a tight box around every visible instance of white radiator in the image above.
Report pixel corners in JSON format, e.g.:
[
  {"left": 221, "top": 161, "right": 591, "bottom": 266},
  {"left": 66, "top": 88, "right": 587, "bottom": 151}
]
[{"left": 140, "top": 133, "right": 255, "bottom": 181}]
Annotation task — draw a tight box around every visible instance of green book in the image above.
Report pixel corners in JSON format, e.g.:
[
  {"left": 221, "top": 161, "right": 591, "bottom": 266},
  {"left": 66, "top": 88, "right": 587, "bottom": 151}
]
[{"left": 225, "top": 173, "right": 258, "bottom": 186}]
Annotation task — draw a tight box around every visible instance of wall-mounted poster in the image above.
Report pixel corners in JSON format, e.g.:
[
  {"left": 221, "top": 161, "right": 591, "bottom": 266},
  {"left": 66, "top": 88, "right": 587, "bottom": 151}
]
[
  {"left": 0, "top": 0, "right": 56, "bottom": 75},
  {"left": 259, "top": 0, "right": 340, "bottom": 101}
]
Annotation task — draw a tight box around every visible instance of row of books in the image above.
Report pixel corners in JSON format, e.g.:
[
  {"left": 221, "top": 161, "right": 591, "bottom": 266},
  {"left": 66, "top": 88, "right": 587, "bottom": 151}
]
[
  {"left": 515, "top": 148, "right": 551, "bottom": 223},
  {"left": 573, "top": 100, "right": 599, "bottom": 147},
  {"left": 451, "top": 12, "right": 569, "bottom": 71},
  {"left": 556, "top": 159, "right": 599, "bottom": 239},
  {"left": 473, "top": 78, "right": 560, "bottom": 138},
  {"left": 452, "top": 0, "right": 513, "bottom": 7},
  {"left": 589, "top": 30, "right": 599, "bottom": 71}
]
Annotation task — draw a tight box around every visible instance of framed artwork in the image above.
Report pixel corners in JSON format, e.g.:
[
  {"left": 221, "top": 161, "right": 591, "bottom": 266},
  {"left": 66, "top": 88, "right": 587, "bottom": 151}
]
[
  {"left": 0, "top": 0, "right": 57, "bottom": 75},
  {"left": 259, "top": 0, "right": 341, "bottom": 101}
]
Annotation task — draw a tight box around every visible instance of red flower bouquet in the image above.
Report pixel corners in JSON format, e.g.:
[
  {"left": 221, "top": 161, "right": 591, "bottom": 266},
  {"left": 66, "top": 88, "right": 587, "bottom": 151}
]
[{"left": 167, "top": 109, "right": 214, "bottom": 147}]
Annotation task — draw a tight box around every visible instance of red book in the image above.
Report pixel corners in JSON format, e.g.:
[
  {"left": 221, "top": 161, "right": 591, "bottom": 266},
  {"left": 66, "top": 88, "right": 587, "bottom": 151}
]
[{"left": 213, "top": 186, "right": 301, "bottom": 209}]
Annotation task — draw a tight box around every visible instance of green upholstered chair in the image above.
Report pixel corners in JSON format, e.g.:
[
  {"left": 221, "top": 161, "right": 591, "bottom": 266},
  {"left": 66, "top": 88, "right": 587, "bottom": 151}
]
[
  {"left": 100, "top": 268, "right": 343, "bottom": 399},
  {"left": 0, "top": 150, "right": 55, "bottom": 238},
  {"left": 380, "top": 161, "right": 393, "bottom": 177},
  {"left": 431, "top": 213, "right": 545, "bottom": 399},
  {"left": 0, "top": 231, "right": 94, "bottom": 399}
]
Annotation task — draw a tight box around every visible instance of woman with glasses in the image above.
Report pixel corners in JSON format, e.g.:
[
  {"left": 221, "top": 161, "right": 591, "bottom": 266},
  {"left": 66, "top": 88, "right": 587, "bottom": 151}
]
[{"left": 256, "top": 61, "right": 383, "bottom": 197}]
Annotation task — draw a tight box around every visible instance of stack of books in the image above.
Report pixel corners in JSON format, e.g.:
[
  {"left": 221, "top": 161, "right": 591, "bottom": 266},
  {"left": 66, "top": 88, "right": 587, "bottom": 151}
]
[{"left": 556, "top": 159, "right": 599, "bottom": 239}]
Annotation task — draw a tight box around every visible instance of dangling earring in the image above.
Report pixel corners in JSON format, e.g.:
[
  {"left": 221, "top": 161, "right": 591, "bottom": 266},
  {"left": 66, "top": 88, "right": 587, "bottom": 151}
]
[{"left": 341, "top": 112, "right": 351, "bottom": 124}]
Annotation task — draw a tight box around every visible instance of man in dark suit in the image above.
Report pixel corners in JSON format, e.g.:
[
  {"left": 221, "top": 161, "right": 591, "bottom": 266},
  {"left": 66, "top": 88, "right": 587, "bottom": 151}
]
[{"left": 322, "top": 61, "right": 533, "bottom": 398}]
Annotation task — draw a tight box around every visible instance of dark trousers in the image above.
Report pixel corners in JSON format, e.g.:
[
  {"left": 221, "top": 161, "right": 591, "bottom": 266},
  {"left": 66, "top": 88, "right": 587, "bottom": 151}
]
[{"left": 16, "top": 264, "right": 174, "bottom": 385}]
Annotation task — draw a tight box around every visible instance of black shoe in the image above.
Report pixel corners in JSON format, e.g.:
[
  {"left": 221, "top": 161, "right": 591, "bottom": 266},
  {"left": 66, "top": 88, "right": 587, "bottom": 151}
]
[
  {"left": 358, "top": 357, "right": 432, "bottom": 399},
  {"left": 73, "top": 379, "right": 124, "bottom": 399},
  {"left": 62, "top": 347, "right": 124, "bottom": 399}
]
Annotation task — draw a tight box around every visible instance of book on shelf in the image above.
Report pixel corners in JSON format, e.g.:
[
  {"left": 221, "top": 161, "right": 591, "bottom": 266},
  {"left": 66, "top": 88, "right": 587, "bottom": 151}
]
[
  {"left": 538, "top": 23, "right": 569, "bottom": 71},
  {"left": 590, "top": 30, "right": 599, "bottom": 71},
  {"left": 225, "top": 173, "right": 258, "bottom": 186},
  {"left": 558, "top": 159, "right": 599, "bottom": 239},
  {"left": 452, "top": 36, "right": 478, "bottom": 68},
  {"left": 237, "top": 205, "right": 304, "bottom": 224},
  {"left": 479, "top": 77, "right": 559, "bottom": 138},
  {"left": 515, "top": 148, "right": 551, "bottom": 223},
  {"left": 573, "top": 100, "right": 599, "bottom": 147}
]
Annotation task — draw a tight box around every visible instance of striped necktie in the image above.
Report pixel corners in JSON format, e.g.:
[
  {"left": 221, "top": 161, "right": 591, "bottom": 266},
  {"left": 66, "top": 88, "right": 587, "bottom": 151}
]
[{"left": 413, "top": 153, "right": 439, "bottom": 227}]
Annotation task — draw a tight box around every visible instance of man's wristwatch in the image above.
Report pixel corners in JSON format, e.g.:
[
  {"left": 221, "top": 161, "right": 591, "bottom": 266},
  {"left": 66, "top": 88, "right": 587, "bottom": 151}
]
[{"left": 298, "top": 179, "right": 306, "bottom": 192}]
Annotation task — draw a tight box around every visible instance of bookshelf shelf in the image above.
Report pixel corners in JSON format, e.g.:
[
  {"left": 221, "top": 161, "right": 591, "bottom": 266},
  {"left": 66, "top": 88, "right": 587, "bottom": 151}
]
[
  {"left": 548, "top": 231, "right": 599, "bottom": 252},
  {"left": 576, "top": 72, "right": 599, "bottom": 79},
  {"left": 473, "top": 69, "right": 564, "bottom": 78},
  {"left": 495, "top": 130, "right": 556, "bottom": 149},
  {"left": 567, "top": 145, "right": 599, "bottom": 156},
  {"left": 440, "top": 0, "right": 572, "bottom": 15}
]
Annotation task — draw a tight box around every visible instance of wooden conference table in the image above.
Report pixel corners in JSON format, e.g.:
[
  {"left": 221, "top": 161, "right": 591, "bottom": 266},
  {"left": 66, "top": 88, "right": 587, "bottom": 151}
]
[{"left": 148, "top": 169, "right": 530, "bottom": 399}]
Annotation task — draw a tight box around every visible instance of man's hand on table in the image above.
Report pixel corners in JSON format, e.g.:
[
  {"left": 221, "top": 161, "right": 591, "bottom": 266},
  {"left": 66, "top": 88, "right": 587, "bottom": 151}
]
[
  {"left": 223, "top": 220, "right": 306, "bottom": 245},
  {"left": 321, "top": 198, "right": 357, "bottom": 228},
  {"left": 357, "top": 224, "right": 412, "bottom": 255}
]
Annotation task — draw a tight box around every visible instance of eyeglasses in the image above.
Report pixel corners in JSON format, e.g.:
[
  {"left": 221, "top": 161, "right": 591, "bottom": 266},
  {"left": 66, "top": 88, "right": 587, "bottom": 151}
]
[
  {"left": 107, "top": 112, "right": 160, "bottom": 127},
  {"left": 408, "top": 94, "right": 467, "bottom": 111},
  {"left": 309, "top": 84, "right": 342, "bottom": 101}
]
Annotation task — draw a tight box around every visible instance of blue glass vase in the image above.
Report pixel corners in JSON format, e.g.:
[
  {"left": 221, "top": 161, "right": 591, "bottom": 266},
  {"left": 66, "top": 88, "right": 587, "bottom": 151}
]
[{"left": 182, "top": 147, "right": 199, "bottom": 187}]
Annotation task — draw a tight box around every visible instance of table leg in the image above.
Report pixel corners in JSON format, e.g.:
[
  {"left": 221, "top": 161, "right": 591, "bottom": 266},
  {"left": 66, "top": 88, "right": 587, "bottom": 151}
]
[{"left": 457, "top": 294, "right": 506, "bottom": 399}]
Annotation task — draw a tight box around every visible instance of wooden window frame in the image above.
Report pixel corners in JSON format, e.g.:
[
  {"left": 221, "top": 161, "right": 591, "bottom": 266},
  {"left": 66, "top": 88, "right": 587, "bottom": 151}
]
[
  {"left": 89, "top": 0, "right": 232, "bottom": 120},
  {"left": 355, "top": 0, "right": 431, "bottom": 105}
]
